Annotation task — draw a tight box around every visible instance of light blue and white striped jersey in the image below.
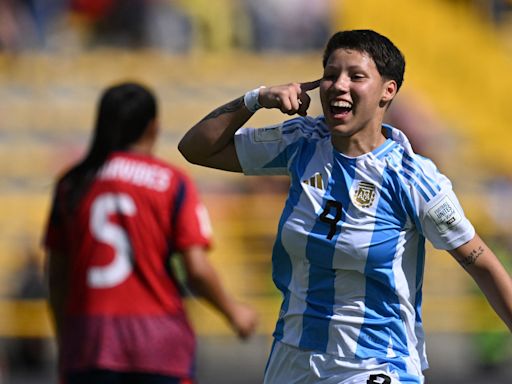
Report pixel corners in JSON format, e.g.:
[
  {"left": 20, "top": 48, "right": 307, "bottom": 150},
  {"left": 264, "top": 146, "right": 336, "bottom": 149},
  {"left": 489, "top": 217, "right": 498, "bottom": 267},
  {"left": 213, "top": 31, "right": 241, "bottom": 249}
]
[{"left": 234, "top": 116, "right": 475, "bottom": 372}]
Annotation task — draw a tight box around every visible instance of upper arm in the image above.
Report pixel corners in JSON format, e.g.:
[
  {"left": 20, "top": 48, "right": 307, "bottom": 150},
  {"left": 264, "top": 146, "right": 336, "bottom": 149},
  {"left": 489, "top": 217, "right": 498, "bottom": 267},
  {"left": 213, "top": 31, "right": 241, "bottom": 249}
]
[
  {"left": 46, "top": 250, "right": 69, "bottom": 288},
  {"left": 194, "top": 140, "right": 242, "bottom": 172},
  {"left": 180, "top": 245, "right": 211, "bottom": 281},
  {"left": 448, "top": 234, "right": 504, "bottom": 275}
]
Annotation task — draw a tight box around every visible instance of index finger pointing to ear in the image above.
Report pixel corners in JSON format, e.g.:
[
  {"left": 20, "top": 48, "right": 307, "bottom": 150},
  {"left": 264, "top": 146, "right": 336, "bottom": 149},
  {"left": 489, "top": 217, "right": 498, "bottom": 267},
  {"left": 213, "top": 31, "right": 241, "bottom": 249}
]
[{"left": 300, "top": 79, "right": 321, "bottom": 92}]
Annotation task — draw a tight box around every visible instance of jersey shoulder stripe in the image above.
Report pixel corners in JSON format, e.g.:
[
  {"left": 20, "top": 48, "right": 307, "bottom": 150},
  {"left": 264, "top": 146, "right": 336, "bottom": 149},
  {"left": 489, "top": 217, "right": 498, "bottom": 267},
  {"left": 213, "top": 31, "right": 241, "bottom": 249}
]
[{"left": 281, "top": 116, "right": 330, "bottom": 140}]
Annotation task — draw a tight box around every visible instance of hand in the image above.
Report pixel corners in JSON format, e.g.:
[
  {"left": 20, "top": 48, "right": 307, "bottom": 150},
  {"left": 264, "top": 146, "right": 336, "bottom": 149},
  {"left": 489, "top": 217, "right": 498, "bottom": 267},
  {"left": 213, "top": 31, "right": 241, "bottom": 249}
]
[
  {"left": 259, "top": 80, "right": 320, "bottom": 116},
  {"left": 227, "top": 302, "right": 259, "bottom": 340}
]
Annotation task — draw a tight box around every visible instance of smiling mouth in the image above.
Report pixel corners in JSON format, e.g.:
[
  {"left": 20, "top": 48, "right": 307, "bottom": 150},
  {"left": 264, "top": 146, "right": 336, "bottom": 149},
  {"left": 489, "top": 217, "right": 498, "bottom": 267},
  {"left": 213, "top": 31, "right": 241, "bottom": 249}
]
[{"left": 330, "top": 100, "right": 352, "bottom": 117}]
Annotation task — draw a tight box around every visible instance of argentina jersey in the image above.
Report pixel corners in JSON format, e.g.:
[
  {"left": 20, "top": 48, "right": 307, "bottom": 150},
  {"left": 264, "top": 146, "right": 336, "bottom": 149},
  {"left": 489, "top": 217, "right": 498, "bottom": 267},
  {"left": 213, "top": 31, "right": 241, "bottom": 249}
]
[{"left": 234, "top": 116, "right": 475, "bottom": 372}]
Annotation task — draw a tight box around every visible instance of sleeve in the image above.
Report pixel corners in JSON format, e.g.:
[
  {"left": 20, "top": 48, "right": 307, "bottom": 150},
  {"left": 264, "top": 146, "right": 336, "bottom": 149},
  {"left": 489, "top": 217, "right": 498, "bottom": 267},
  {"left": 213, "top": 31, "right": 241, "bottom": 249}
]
[
  {"left": 410, "top": 157, "right": 475, "bottom": 250},
  {"left": 172, "top": 173, "right": 212, "bottom": 251},
  {"left": 234, "top": 117, "right": 314, "bottom": 176}
]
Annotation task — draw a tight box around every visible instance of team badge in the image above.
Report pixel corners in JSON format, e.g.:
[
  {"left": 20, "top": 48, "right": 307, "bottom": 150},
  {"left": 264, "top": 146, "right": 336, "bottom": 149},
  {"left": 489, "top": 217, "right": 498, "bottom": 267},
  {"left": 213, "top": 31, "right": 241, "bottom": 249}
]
[{"left": 353, "top": 181, "right": 376, "bottom": 208}]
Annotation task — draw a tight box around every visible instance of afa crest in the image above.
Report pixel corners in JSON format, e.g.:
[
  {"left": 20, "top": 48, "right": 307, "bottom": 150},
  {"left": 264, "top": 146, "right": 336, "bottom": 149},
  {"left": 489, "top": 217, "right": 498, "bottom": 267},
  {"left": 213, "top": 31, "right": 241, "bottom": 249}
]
[{"left": 353, "top": 181, "right": 376, "bottom": 208}]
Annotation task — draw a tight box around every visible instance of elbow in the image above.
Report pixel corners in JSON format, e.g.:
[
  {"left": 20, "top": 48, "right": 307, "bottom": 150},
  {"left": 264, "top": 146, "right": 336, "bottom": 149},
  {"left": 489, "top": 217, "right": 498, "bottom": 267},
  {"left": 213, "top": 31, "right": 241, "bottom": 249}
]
[{"left": 178, "top": 139, "right": 199, "bottom": 165}]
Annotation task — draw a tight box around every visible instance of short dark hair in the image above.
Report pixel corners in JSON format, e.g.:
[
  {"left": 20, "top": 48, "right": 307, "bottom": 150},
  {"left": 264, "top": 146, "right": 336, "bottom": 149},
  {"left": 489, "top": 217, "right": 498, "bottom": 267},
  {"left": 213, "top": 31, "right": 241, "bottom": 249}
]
[{"left": 322, "top": 29, "right": 405, "bottom": 91}]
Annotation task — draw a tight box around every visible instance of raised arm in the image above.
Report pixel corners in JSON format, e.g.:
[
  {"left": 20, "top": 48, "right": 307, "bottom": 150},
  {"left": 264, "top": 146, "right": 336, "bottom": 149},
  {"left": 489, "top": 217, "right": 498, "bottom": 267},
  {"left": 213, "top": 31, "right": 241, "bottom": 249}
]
[
  {"left": 449, "top": 233, "right": 512, "bottom": 332},
  {"left": 177, "top": 80, "right": 320, "bottom": 172}
]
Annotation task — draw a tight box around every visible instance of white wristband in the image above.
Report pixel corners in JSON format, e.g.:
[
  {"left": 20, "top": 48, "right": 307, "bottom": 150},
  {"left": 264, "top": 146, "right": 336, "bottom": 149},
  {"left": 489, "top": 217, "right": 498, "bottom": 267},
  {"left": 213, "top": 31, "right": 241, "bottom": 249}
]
[{"left": 243, "top": 86, "right": 265, "bottom": 113}]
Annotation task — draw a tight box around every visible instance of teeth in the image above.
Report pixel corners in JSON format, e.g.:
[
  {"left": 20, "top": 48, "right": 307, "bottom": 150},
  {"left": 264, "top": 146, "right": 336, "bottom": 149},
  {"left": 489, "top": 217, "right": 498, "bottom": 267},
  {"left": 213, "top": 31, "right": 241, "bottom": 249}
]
[{"left": 331, "top": 100, "right": 352, "bottom": 108}]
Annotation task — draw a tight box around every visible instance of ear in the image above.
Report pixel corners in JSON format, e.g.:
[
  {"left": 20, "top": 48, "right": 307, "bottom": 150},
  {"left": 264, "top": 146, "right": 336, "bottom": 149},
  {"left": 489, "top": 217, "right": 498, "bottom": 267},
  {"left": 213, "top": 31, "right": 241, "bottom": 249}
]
[{"left": 379, "top": 80, "right": 397, "bottom": 107}]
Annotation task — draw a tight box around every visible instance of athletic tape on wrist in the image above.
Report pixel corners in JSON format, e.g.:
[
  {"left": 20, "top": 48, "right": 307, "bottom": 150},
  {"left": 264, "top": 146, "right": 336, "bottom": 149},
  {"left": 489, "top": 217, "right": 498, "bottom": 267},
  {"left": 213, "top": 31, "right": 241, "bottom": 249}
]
[{"left": 244, "top": 87, "right": 264, "bottom": 113}]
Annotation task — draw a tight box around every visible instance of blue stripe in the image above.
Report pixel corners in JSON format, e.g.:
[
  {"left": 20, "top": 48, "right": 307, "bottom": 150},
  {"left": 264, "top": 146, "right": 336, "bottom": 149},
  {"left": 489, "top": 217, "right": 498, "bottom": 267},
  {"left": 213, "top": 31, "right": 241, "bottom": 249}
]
[
  {"left": 264, "top": 338, "right": 278, "bottom": 375},
  {"left": 356, "top": 166, "right": 410, "bottom": 359},
  {"left": 399, "top": 169, "right": 431, "bottom": 203},
  {"left": 377, "top": 357, "right": 422, "bottom": 383},
  {"left": 262, "top": 136, "right": 304, "bottom": 170},
  {"left": 282, "top": 125, "right": 330, "bottom": 139},
  {"left": 273, "top": 138, "right": 318, "bottom": 340},
  {"left": 403, "top": 153, "right": 440, "bottom": 196},
  {"left": 401, "top": 162, "right": 434, "bottom": 199},
  {"left": 415, "top": 235, "right": 426, "bottom": 326},
  {"left": 299, "top": 154, "right": 356, "bottom": 351},
  {"left": 414, "top": 155, "right": 442, "bottom": 192},
  {"left": 281, "top": 117, "right": 330, "bottom": 139},
  {"left": 373, "top": 139, "right": 396, "bottom": 159}
]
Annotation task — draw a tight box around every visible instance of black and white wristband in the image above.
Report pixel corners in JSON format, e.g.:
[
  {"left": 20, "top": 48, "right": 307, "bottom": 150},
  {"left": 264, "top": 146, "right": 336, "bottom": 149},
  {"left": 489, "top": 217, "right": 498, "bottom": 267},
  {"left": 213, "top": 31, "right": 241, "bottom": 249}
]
[{"left": 243, "top": 86, "right": 265, "bottom": 113}]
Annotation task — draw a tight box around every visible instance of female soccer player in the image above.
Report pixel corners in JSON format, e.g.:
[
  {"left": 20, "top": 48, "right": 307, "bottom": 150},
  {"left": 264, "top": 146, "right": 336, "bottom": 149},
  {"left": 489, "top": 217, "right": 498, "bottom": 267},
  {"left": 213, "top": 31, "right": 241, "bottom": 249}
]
[
  {"left": 178, "top": 30, "right": 512, "bottom": 383},
  {"left": 44, "top": 82, "right": 258, "bottom": 384}
]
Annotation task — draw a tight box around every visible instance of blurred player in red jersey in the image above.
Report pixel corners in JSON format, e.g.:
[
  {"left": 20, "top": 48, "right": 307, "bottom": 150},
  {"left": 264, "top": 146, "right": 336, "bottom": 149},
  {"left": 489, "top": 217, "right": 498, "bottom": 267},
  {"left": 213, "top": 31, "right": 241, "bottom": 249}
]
[{"left": 43, "top": 82, "right": 258, "bottom": 384}]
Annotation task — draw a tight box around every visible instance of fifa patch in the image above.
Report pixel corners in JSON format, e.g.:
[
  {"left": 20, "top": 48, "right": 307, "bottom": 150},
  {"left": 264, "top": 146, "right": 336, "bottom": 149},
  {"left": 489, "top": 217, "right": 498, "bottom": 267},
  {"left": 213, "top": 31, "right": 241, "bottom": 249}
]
[
  {"left": 427, "top": 196, "right": 462, "bottom": 233},
  {"left": 254, "top": 126, "right": 282, "bottom": 142},
  {"left": 353, "top": 181, "right": 376, "bottom": 208}
]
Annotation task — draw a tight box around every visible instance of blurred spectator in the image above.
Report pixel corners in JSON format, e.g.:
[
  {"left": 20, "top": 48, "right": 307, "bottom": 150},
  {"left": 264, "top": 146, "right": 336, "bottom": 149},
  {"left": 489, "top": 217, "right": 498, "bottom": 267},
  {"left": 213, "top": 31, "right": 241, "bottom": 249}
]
[
  {"left": 177, "top": 0, "right": 250, "bottom": 52},
  {"left": 0, "top": 0, "right": 39, "bottom": 51},
  {"left": 71, "top": 0, "right": 149, "bottom": 47},
  {"left": 145, "top": 0, "right": 192, "bottom": 52},
  {"left": 0, "top": 0, "right": 71, "bottom": 52},
  {"left": 243, "top": 0, "right": 332, "bottom": 51},
  {"left": 475, "top": 0, "right": 512, "bottom": 25},
  {"left": 71, "top": 0, "right": 192, "bottom": 51}
]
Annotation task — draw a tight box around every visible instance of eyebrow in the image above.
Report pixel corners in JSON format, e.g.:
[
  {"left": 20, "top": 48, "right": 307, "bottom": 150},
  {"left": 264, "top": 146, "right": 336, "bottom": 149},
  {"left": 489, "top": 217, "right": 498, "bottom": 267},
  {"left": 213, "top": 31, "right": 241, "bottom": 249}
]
[{"left": 324, "top": 64, "right": 367, "bottom": 71}]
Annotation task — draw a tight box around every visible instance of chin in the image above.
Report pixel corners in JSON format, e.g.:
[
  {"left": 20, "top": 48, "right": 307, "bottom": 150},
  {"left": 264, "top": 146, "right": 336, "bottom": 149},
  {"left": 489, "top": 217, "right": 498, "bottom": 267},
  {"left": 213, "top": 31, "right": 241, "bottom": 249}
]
[{"left": 327, "top": 121, "right": 354, "bottom": 137}]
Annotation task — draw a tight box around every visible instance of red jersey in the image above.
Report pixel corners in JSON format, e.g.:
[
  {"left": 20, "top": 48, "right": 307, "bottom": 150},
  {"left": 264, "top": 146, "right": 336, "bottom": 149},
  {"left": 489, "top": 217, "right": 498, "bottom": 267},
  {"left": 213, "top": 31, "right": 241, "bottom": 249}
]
[{"left": 44, "top": 151, "right": 212, "bottom": 378}]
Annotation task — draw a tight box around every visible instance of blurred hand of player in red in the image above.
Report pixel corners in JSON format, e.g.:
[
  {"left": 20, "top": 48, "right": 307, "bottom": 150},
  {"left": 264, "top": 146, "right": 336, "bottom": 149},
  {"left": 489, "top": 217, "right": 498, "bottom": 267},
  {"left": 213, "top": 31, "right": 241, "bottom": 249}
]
[{"left": 227, "top": 301, "right": 259, "bottom": 340}]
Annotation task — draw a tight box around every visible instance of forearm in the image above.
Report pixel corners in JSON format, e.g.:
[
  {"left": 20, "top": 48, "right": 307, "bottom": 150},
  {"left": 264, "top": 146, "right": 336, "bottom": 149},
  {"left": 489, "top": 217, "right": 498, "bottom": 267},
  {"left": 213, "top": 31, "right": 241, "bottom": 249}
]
[
  {"left": 178, "top": 96, "right": 253, "bottom": 171},
  {"left": 469, "top": 259, "right": 512, "bottom": 332},
  {"left": 187, "top": 262, "right": 237, "bottom": 322},
  {"left": 450, "top": 235, "right": 512, "bottom": 331}
]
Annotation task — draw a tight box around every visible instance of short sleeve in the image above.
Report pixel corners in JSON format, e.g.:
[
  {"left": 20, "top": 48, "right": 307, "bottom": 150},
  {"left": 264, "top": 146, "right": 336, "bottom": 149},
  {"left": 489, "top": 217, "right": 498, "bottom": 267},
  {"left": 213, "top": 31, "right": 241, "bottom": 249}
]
[
  {"left": 410, "top": 158, "right": 475, "bottom": 250},
  {"left": 234, "top": 116, "right": 325, "bottom": 176}
]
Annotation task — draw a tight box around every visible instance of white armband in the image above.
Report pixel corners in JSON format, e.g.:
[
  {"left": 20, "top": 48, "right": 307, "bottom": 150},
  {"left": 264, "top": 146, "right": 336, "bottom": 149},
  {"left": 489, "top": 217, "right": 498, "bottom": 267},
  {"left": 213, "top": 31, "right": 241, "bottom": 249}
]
[{"left": 243, "top": 86, "right": 265, "bottom": 113}]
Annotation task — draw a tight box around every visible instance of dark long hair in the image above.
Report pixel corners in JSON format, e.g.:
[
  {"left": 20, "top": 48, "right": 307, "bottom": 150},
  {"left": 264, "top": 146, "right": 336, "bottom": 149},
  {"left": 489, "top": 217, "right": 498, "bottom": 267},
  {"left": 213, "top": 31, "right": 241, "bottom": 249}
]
[{"left": 60, "top": 82, "right": 157, "bottom": 210}]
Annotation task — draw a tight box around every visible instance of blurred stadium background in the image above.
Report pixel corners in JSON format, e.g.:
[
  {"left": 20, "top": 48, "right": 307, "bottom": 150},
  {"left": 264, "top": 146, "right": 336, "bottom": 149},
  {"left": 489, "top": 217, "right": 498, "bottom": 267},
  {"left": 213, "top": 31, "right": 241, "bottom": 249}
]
[{"left": 1, "top": 0, "right": 512, "bottom": 383}]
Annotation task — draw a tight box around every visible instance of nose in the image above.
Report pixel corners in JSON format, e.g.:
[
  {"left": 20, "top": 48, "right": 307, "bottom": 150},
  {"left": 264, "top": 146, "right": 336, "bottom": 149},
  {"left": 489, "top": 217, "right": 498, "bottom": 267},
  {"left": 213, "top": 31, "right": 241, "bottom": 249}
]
[{"left": 333, "top": 75, "right": 349, "bottom": 92}]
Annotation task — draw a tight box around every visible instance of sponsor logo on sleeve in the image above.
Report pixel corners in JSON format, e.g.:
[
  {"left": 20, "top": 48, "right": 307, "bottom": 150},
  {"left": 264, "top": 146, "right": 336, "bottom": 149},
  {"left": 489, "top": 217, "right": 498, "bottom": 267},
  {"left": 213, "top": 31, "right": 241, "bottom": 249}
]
[
  {"left": 427, "top": 196, "right": 462, "bottom": 233},
  {"left": 254, "top": 126, "right": 282, "bottom": 142}
]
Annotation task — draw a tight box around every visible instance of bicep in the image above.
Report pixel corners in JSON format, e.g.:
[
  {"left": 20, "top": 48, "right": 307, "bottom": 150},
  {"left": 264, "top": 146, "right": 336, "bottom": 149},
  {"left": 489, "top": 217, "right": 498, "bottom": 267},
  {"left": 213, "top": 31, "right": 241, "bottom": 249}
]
[
  {"left": 180, "top": 245, "right": 212, "bottom": 282},
  {"left": 200, "top": 141, "right": 242, "bottom": 172},
  {"left": 448, "top": 234, "right": 505, "bottom": 278}
]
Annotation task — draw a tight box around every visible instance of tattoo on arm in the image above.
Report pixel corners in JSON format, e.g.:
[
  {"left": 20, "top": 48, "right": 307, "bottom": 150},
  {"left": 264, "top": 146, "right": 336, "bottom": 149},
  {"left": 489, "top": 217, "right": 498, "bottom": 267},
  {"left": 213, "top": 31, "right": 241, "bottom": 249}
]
[
  {"left": 200, "top": 97, "right": 244, "bottom": 122},
  {"left": 456, "top": 245, "right": 484, "bottom": 267}
]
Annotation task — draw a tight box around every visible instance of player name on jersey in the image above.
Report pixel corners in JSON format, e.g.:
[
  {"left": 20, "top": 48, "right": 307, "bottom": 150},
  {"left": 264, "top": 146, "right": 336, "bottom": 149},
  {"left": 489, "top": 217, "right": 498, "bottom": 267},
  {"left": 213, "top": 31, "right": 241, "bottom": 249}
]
[{"left": 99, "top": 157, "right": 172, "bottom": 192}]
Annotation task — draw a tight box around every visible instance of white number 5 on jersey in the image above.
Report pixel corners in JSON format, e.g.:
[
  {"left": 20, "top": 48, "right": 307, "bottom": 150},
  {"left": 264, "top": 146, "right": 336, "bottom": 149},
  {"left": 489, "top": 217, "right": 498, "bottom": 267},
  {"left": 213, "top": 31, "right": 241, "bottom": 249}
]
[{"left": 88, "top": 193, "right": 136, "bottom": 288}]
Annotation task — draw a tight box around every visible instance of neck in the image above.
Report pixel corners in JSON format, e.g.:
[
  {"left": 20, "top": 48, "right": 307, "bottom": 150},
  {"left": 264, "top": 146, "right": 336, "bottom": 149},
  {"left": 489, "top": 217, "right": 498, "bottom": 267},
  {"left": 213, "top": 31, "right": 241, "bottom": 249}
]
[
  {"left": 331, "top": 127, "right": 386, "bottom": 157},
  {"left": 128, "top": 140, "right": 153, "bottom": 155}
]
